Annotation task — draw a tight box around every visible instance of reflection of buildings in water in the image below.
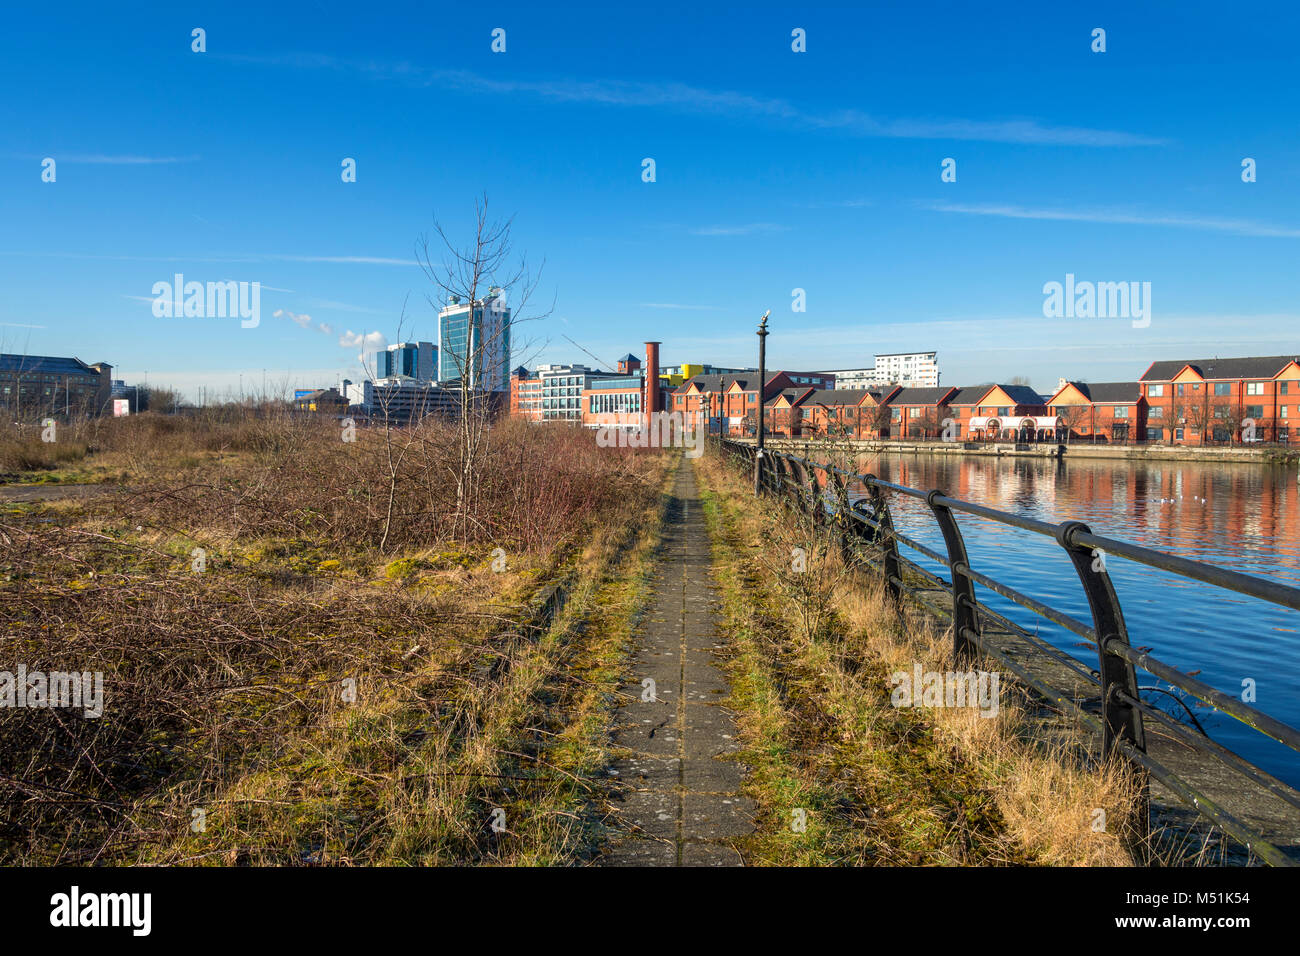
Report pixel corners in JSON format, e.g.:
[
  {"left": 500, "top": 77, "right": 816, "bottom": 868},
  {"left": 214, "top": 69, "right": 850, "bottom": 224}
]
[
  {"left": 966, "top": 466, "right": 991, "bottom": 505},
  {"left": 845, "top": 453, "right": 1300, "bottom": 581},
  {"left": 1023, "top": 460, "right": 1057, "bottom": 513}
]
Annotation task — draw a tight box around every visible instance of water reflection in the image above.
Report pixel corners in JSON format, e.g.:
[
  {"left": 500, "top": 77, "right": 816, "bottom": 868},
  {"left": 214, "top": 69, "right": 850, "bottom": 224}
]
[{"left": 845, "top": 452, "right": 1300, "bottom": 786}]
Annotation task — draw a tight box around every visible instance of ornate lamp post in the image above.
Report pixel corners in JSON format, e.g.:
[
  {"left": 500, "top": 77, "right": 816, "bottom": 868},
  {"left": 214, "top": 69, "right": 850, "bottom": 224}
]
[{"left": 754, "top": 309, "right": 769, "bottom": 496}]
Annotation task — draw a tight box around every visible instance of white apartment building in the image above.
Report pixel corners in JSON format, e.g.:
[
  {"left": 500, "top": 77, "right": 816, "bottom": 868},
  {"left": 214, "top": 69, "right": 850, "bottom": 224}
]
[
  {"left": 824, "top": 368, "right": 876, "bottom": 389},
  {"left": 872, "top": 351, "right": 939, "bottom": 387},
  {"left": 826, "top": 352, "right": 940, "bottom": 389}
]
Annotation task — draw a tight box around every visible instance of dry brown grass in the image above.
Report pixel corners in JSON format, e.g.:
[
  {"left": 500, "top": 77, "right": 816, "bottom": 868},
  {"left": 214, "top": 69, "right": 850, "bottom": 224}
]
[
  {"left": 696, "top": 448, "right": 1143, "bottom": 866},
  {"left": 0, "top": 411, "right": 672, "bottom": 865},
  {"left": 832, "top": 580, "right": 1141, "bottom": 866}
]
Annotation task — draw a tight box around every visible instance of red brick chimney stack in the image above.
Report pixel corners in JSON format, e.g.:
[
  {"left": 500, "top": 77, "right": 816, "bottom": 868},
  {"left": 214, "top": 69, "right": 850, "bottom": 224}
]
[{"left": 644, "top": 341, "right": 661, "bottom": 428}]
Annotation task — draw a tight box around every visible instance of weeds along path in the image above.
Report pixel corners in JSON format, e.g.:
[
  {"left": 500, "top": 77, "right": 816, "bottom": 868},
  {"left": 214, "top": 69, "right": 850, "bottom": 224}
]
[
  {"left": 693, "top": 452, "right": 1060, "bottom": 866},
  {"left": 0, "top": 427, "right": 674, "bottom": 866},
  {"left": 598, "top": 456, "right": 756, "bottom": 865}
]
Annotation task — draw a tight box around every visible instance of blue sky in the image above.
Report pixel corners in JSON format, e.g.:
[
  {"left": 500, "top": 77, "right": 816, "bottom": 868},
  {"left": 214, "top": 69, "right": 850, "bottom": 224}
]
[{"left": 3, "top": 1, "right": 1299, "bottom": 399}]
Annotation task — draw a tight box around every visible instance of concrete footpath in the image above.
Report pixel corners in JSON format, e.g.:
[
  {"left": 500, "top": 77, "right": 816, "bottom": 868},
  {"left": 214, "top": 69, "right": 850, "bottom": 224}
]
[{"left": 597, "top": 458, "right": 755, "bottom": 866}]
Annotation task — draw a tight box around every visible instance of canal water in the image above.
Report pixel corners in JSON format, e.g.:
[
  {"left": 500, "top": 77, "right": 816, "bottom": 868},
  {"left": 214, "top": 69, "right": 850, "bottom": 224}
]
[{"left": 848, "top": 451, "right": 1300, "bottom": 789}]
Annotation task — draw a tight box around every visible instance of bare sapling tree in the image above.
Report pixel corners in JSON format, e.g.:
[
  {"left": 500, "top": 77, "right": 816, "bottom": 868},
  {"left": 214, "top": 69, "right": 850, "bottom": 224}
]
[
  {"left": 1056, "top": 404, "right": 1087, "bottom": 443},
  {"left": 416, "top": 194, "right": 551, "bottom": 541},
  {"left": 364, "top": 295, "right": 422, "bottom": 553},
  {"left": 1185, "top": 394, "right": 1211, "bottom": 445}
]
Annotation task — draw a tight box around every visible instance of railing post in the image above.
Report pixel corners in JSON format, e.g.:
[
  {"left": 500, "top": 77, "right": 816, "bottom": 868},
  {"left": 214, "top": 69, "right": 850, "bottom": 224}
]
[
  {"left": 865, "top": 476, "right": 902, "bottom": 605},
  {"left": 792, "top": 459, "right": 820, "bottom": 520},
  {"left": 925, "top": 490, "right": 980, "bottom": 663},
  {"left": 788, "top": 457, "right": 807, "bottom": 512},
  {"left": 809, "top": 464, "right": 828, "bottom": 528},
  {"left": 1054, "top": 520, "right": 1146, "bottom": 756},
  {"left": 770, "top": 452, "right": 787, "bottom": 499},
  {"left": 830, "top": 471, "right": 854, "bottom": 563}
]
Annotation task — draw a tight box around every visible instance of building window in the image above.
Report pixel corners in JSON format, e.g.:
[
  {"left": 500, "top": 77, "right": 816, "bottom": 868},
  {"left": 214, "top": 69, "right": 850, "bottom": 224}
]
[
  {"left": 1146, "top": 427, "right": 1162, "bottom": 441},
  {"left": 1246, "top": 405, "right": 1264, "bottom": 419},
  {"left": 1147, "top": 384, "right": 1164, "bottom": 397},
  {"left": 1149, "top": 406, "right": 1163, "bottom": 419},
  {"left": 1114, "top": 406, "right": 1129, "bottom": 418},
  {"left": 1177, "top": 384, "right": 1185, "bottom": 396},
  {"left": 1214, "top": 382, "right": 1231, "bottom": 396},
  {"left": 1247, "top": 382, "right": 1265, "bottom": 395}
]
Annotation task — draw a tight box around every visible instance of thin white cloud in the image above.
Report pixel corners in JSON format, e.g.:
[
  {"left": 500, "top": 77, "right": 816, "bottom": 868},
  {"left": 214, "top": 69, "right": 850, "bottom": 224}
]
[
  {"left": 926, "top": 202, "right": 1300, "bottom": 238},
  {"left": 223, "top": 54, "right": 1166, "bottom": 148},
  {"left": 689, "top": 223, "right": 787, "bottom": 237},
  {"left": 273, "top": 309, "right": 313, "bottom": 328}
]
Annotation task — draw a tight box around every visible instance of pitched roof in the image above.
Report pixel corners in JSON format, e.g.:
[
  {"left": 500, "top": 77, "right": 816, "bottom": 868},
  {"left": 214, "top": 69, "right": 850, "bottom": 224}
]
[
  {"left": 682, "top": 373, "right": 753, "bottom": 392},
  {"left": 618, "top": 353, "right": 639, "bottom": 363},
  {"left": 885, "top": 386, "right": 956, "bottom": 406},
  {"left": 771, "top": 370, "right": 833, "bottom": 382},
  {"left": 1139, "top": 355, "right": 1300, "bottom": 382},
  {"left": 992, "top": 384, "right": 1045, "bottom": 405},
  {"left": 803, "top": 388, "right": 874, "bottom": 405},
  {"left": 947, "top": 386, "right": 992, "bottom": 405},
  {"left": 764, "top": 387, "right": 813, "bottom": 407},
  {"left": 0, "top": 353, "right": 103, "bottom": 376},
  {"left": 1068, "top": 381, "right": 1138, "bottom": 403}
]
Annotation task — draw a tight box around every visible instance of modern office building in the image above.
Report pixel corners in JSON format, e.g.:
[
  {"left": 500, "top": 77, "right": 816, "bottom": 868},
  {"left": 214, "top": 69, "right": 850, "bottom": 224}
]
[
  {"left": 531, "top": 364, "right": 633, "bottom": 423},
  {"left": 583, "top": 342, "right": 664, "bottom": 431},
  {"left": 370, "top": 342, "right": 437, "bottom": 382},
  {"left": 0, "top": 353, "right": 113, "bottom": 419},
  {"left": 361, "top": 379, "right": 471, "bottom": 423},
  {"left": 438, "top": 289, "right": 511, "bottom": 391},
  {"left": 509, "top": 366, "right": 543, "bottom": 421}
]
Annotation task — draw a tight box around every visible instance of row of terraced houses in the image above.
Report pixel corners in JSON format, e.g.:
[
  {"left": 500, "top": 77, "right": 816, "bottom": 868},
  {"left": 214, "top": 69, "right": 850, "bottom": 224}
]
[{"left": 509, "top": 350, "right": 1300, "bottom": 445}]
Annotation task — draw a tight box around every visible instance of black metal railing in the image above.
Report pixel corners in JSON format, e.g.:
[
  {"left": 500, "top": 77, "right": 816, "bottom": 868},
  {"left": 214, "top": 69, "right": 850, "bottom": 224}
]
[{"left": 715, "top": 436, "right": 1300, "bottom": 866}]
